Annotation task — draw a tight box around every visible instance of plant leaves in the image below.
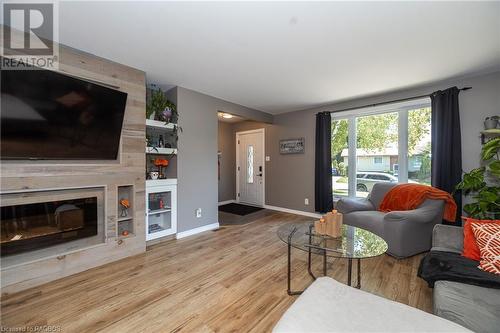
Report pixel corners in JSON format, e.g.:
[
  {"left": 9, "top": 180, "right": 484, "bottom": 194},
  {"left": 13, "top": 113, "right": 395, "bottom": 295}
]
[
  {"left": 481, "top": 138, "right": 500, "bottom": 160},
  {"left": 489, "top": 160, "right": 500, "bottom": 178}
]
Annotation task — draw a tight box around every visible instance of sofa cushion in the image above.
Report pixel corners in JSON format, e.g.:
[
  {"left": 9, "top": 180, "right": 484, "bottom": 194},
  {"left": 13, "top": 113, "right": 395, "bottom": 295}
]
[
  {"left": 273, "top": 277, "right": 470, "bottom": 332},
  {"left": 344, "top": 210, "right": 385, "bottom": 237},
  {"left": 367, "top": 182, "right": 397, "bottom": 209},
  {"left": 434, "top": 280, "right": 500, "bottom": 333},
  {"left": 471, "top": 222, "right": 500, "bottom": 274},
  {"left": 462, "top": 217, "right": 500, "bottom": 261}
]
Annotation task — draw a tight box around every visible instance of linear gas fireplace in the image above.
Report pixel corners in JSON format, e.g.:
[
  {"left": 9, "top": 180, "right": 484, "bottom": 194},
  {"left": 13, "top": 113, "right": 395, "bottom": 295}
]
[
  {"left": 1, "top": 187, "right": 105, "bottom": 265},
  {"left": 1, "top": 197, "right": 98, "bottom": 256}
]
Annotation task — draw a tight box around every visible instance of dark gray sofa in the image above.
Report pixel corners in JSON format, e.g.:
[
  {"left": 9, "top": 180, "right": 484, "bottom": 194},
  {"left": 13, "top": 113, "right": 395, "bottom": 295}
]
[
  {"left": 336, "top": 183, "right": 445, "bottom": 258},
  {"left": 432, "top": 224, "right": 500, "bottom": 333}
]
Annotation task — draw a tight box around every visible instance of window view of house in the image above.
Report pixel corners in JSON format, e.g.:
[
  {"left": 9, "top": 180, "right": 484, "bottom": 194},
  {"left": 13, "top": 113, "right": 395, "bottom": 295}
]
[
  {"left": 408, "top": 107, "right": 432, "bottom": 185},
  {"left": 331, "top": 118, "right": 349, "bottom": 197},
  {"left": 332, "top": 105, "right": 431, "bottom": 198}
]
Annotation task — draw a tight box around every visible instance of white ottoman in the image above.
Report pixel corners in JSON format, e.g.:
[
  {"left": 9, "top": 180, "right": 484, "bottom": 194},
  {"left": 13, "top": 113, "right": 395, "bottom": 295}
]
[{"left": 273, "top": 277, "right": 470, "bottom": 332}]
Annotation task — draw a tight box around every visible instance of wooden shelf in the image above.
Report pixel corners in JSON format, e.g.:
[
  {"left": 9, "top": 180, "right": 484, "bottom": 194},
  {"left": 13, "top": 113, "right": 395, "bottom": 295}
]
[
  {"left": 146, "top": 119, "right": 176, "bottom": 130},
  {"left": 118, "top": 232, "right": 135, "bottom": 239},
  {"left": 481, "top": 129, "right": 500, "bottom": 136},
  {"left": 146, "top": 147, "right": 177, "bottom": 155},
  {"left": 148, "top": 208, "right": 172, "bottom": 215},
  {"left": 480, "top": 129, "right": 500, "bottom": 144},
  {"left": 146, "top": 179, "right": 177, "bottom": 187}
]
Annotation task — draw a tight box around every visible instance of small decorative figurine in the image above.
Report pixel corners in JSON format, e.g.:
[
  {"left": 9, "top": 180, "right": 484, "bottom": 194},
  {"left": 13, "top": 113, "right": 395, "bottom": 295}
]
[{"left": 119, "top": 198, "right": 130, "bottom": 217}]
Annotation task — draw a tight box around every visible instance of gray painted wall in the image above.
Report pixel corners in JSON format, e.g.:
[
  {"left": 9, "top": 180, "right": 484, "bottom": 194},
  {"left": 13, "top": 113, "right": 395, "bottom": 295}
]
[
  {"left": 237, "top": 71, "right": 500, "bottom": 213},
  {"left": 218, "top": 121, "right": 236, "bottom": 202},
  {"left": 175, "top": 87, "right": 272, "bottom": 232},
  {"left": 178, "top": 71, "right": 499, "bottom": 231}
]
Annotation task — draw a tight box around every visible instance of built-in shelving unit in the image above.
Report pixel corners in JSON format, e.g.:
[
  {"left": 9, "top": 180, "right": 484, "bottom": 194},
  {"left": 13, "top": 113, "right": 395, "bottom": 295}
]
[
  {"left": 146, "top": 179, "right": 177, "bottom": 241},
  {"left": 145, "top": 87, "right": 178, "bottom": 243},
  {"left": 117, "top": 185, "right": 135, "bottom": 239}
]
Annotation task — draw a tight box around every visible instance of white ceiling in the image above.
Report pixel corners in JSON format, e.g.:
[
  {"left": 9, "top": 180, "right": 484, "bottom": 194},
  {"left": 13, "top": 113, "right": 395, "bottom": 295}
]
[{"left": 56, "top": 1, "right": 500, "bottom": 114}]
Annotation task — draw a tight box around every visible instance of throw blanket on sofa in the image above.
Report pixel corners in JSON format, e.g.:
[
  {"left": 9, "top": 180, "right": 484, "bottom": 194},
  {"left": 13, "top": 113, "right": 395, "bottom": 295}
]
[
  {"left": 379, "top": 184, "right": 457, "bottom": 222},
  {"left": 418, "top": 251, "right": 500, "bottom": 289}
]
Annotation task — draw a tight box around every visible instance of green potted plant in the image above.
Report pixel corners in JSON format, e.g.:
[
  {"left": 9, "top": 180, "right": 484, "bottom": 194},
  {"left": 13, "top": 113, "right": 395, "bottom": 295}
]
[
  {"left": 456, "top": 137, "right": 500, "bottom": 219},
  {"left": 146, "top": 87, "right": 176, "bottom": 122}
]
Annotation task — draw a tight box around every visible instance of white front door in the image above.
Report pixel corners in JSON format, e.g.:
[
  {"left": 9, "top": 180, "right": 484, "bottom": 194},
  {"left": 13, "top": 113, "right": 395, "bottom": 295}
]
[{"left": 236, "top": 129, "right": 264, "bottom": 206}]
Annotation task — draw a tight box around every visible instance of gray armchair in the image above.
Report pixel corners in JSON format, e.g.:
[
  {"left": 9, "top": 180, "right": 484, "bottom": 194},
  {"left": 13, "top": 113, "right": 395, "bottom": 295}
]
[{"left": 336, "top": 183, "right": 445, "bottom": 258}]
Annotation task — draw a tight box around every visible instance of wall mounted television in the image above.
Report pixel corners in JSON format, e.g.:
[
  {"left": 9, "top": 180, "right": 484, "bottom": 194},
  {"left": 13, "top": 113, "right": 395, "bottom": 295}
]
[{"left": 1, "top": 63, "right": 128, "bottom": 160}]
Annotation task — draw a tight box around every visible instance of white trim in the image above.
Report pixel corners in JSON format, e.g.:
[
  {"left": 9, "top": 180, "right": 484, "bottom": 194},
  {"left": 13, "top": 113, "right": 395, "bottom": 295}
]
[
  {"left": 264, "top": 205, "right": 322, "bottom": 219},
  {"left": 175, "top": 223, "right": 220, "bottom": 239},
  {"left": 398, "top": 110, "right": 409, "bottom": 183},
  {"left": 218, "top": 199, "right": 235, "bottom": 206},
  {"left": 347, "top": 115, "right": 357, "bottom": 197},
  {"left": 235, "top": 128, "right": 265, "bottom": 207}
]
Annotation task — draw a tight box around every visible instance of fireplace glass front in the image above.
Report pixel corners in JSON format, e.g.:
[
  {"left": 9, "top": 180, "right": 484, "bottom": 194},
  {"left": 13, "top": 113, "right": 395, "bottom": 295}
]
[{"left": 1, "top": 197, "right": 98, "bottom": 256}]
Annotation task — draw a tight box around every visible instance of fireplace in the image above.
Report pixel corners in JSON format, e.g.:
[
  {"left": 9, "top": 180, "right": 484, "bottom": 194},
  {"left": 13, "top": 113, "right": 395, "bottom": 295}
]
[
  {"left": 0, "top": 187, "right": 105, "bottom": 266},
  {"left": 1, "top": 197, "right": 98, "bottom": 256}
]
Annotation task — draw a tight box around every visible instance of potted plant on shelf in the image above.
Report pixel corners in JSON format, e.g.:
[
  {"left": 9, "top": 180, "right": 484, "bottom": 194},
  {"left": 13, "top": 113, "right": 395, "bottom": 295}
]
[
  {"left": 484, "top": 115, "right": 499, "bottom": 130},
  {"left": 455, "top": 137, "right": 500, "bottom": 219},
  {"left": 146, "top": 87, "right": 177, "bottom": 122},
  {"left": 146, "top": 85, "right": 183, "bottom": 145}
]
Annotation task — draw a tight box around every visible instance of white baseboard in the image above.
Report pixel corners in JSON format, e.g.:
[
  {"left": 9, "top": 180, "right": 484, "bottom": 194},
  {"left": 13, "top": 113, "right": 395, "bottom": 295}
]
[
  {"left": 218, "top": 199, "right": 235, "bottom": 206},
  {"left": 176, "top": 223, "right": 220, "bottom": 239},
  {"left": 264, "top": 205, "right": 322, "bottom": 219}
]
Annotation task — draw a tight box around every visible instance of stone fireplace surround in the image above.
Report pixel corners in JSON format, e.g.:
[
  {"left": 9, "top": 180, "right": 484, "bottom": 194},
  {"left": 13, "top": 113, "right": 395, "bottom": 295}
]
[{"left": 0, "top": 27, "right": 147, "bottom": 293}]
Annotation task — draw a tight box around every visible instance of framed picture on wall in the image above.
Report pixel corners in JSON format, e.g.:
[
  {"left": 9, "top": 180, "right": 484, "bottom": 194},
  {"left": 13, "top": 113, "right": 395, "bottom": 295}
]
[{"left": 280, "top": 138, "right": 305, "bottom": 154}]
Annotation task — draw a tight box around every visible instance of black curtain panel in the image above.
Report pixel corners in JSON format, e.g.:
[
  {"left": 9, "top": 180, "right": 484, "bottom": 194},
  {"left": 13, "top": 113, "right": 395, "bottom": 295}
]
[
  {"left": 315, "top": 112, "right": 333, "bottom": 213},
  {"left": 431, "top": 87, "right": 462, "bottom": 223}
]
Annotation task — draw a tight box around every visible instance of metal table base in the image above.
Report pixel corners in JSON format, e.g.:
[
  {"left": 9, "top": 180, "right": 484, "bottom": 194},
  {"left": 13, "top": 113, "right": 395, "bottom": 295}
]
[{"left": 286, "top": 227, "right": 362, "bottom": 295}]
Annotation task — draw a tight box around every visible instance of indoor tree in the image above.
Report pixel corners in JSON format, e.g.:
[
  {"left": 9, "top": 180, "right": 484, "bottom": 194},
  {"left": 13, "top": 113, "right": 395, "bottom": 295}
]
[{"left": 456, "top": 137, "right": 500, "bottom": 219}]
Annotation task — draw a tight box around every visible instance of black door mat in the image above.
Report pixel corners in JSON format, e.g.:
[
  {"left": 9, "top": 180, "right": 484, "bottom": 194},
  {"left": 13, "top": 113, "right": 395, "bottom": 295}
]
[
  {"left": 219, "top": 209, "right": 274, "bottom": 226},
  {"left": 218, "top": 203, "right": 263, "bottom": 216}
]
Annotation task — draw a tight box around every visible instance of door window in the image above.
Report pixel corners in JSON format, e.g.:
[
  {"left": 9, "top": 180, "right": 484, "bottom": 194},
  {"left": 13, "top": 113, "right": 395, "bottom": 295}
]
[{"left": 247, "top": 145, "right": 254, "bottom": 184}]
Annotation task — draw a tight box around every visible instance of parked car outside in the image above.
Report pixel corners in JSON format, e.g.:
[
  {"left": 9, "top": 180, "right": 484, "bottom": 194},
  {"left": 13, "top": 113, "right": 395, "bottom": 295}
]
[{"left": 356, "top": 172, "right": 416, "bottom": 192}]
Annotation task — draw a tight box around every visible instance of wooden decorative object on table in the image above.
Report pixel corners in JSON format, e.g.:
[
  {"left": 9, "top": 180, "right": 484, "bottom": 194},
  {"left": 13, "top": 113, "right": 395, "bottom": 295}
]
[
  {"left": 314, "top": 218, "right": 327, "bottom": 235},
  {"left": 324, "top": 210, "right": 343, "bottom": 238}
]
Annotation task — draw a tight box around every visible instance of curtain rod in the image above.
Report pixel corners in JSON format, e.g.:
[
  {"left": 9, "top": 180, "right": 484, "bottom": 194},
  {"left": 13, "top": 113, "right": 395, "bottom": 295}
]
[{"left": 318, "top": 87, "right": 472, "bottom": 115}]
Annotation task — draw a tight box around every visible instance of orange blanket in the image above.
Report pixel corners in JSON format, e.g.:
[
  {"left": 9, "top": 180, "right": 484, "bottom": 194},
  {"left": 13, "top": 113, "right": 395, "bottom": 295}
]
[{"left": 379, "top": 184, "right": 457, "bottom": 222}]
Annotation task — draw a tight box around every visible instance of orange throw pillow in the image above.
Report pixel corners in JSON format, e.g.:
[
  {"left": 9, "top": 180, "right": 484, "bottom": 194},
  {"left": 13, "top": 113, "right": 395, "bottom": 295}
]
[
  {"left": 471, "top": 222, "right": 500, "bottom": 275},
  {"left": 462, "top": 217, "right": 500, "bottom": 261}
]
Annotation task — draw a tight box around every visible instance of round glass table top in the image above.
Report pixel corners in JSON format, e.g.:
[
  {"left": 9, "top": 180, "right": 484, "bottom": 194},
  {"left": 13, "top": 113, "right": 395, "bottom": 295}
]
[{"left": 277, "top": 222, "right": 388, "bottom": 259}]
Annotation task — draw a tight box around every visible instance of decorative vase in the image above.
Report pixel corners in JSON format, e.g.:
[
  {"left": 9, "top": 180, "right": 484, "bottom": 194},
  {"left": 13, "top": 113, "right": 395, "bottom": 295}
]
[{"left": 484, "top": 118, "right": 498, "bottom": 130}]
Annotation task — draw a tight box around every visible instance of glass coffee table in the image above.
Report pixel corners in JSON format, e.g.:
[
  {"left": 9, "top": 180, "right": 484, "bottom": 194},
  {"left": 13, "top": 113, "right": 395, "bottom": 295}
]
[{"left": 277, "top": 222, "right": 388, "bottom": 295}]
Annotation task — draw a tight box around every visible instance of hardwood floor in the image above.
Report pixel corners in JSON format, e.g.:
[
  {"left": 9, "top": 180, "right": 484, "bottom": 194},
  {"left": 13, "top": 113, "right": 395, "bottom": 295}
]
[{"left": 1, "top": 211, "right": 432, "bottom": 332}]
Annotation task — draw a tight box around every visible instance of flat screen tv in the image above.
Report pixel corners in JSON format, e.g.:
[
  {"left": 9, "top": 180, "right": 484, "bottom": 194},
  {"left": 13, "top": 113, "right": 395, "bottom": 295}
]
[{"left": 1, "top": 65, "right": 128, "bottom": 160}]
